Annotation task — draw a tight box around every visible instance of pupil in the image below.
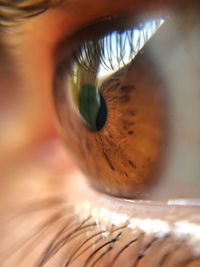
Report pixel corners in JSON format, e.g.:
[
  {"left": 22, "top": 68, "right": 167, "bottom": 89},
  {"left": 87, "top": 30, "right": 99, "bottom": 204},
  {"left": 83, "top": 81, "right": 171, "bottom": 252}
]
[
  {"left": 96, "top": 93, "right": 107, "bottom": 131},
  {"left": 78, "top": 83, "right": 107, "bottom": 132}
]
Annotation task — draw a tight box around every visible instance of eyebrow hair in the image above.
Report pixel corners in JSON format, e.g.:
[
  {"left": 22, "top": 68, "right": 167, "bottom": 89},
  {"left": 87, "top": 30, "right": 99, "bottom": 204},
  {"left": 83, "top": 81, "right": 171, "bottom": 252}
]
[{"left": 0, "top": 0, "right": 63, "bottom": 27}]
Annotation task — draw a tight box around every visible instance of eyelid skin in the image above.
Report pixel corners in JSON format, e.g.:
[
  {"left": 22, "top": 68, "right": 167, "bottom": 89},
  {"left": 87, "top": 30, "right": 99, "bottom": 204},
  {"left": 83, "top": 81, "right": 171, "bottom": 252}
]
[
  {"left": 1, "top": 168, "right": 199, "bottom": 267},
  {"left": 15, "top": 172, "right": 200, "bottom": 266},
  {"left": 68, "top": 173, "right": 200, "bottom": 219},
  {"left": 5, "top": 0, "right": 199, "bottom": 81}
]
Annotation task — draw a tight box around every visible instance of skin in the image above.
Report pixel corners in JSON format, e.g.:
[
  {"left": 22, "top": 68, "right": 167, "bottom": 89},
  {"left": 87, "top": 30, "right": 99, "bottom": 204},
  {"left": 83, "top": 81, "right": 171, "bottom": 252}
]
[{"left": 0, "top": 0, "right": 199, "bottom": 266}]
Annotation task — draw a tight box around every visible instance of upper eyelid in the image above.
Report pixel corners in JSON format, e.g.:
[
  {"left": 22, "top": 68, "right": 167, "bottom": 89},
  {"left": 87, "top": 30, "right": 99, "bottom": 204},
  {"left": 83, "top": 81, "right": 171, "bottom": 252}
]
[
  {"left": 53, "top": 0, "right": 169, "bottom": 50},
  {"left": 0, "top": 0, "right": 198, "bottom": 28},
  {"left": 52, "top": 1, "right": 184, "bottom": 67},
  {"left": 54, "top": 13, "right": 156, "bottom": 69}
]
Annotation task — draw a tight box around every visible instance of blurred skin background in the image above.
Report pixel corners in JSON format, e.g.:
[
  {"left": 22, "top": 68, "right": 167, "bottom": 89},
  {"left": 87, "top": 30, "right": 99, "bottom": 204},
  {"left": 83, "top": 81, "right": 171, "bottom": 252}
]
[
  {"left": 0, "top": 1, "right": 200, "bottom": 266},
  {"left": 0, "top": 0, "right": 74, "bottom": 206}
]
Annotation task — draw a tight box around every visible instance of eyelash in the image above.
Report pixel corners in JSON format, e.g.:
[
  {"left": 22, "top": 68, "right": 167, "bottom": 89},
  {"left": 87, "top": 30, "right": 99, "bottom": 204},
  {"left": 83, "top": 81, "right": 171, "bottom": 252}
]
[
  {"left": 71, "top": 18, "right": 164, "bottom": 73},
  {"left": 0, "top": 197, "right": 156, "bottom": 266},
  {"left": 4, "top": 196, "right": 198, "bottom": 267}
]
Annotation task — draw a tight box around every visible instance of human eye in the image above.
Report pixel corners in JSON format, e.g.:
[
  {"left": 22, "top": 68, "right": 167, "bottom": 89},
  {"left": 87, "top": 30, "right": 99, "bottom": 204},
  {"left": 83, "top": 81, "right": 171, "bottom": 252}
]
[
  {"left": 0, "top": 1, "right": 200, "bottom": 267},
  {"left": 55, "top": 16, "right": 167, "bottom": 199}
]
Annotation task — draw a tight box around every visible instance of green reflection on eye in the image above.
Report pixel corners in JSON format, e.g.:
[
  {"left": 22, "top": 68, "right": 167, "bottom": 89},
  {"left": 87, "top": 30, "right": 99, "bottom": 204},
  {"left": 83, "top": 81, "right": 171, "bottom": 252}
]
[
  {"left": 68, "top": 19, "right": 164, "bottom": 133},
  {"left": 58, "top": 17, "right": 168, "bottom": 198},
  {"left": 69, "top": 41, "right": 108, "bottom": 132},
  {"left": 78, "top": 83, "right": 107, "bottom": 131}
]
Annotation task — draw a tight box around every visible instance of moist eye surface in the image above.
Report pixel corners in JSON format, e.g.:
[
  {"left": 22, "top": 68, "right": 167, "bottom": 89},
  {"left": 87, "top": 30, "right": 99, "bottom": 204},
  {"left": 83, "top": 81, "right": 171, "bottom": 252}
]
[
  {"left": 68, "top": 18, "right": 163, "bottom": 133},
  {"left": 54, "top": 13, "right": 200, "bottom": 200}
]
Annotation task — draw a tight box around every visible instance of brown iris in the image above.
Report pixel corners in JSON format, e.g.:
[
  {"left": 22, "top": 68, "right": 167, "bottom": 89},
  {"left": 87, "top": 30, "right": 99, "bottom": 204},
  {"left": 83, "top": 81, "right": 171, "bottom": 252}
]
[{"left": 55, "top": 18, "right": 168, "bottom": 198}]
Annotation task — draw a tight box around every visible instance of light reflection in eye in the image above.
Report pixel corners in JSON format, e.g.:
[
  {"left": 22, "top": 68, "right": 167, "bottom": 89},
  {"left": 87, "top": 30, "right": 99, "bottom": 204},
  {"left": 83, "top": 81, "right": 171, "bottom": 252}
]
[
  {"left": 75, "top": 18, "right": 164, "bottom": 77},
  {"left": 54, "top": 12, "right": 200, "bottom": 200},
  {"left": 68, "top": 18, "right": 164, "bottom": 132},
  {"left": 55, "top": 16, "right": 169, "bottom": 199}
]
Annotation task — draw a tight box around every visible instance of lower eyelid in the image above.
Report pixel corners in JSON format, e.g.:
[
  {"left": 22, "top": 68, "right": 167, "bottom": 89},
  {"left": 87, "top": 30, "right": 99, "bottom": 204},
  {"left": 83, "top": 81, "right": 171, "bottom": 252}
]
[
  {"left": 1, "top": 168, "right": 200, "bottom": 267},
  {"left": 65, "top": 173, "right": 200, "bottom": 254}
]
